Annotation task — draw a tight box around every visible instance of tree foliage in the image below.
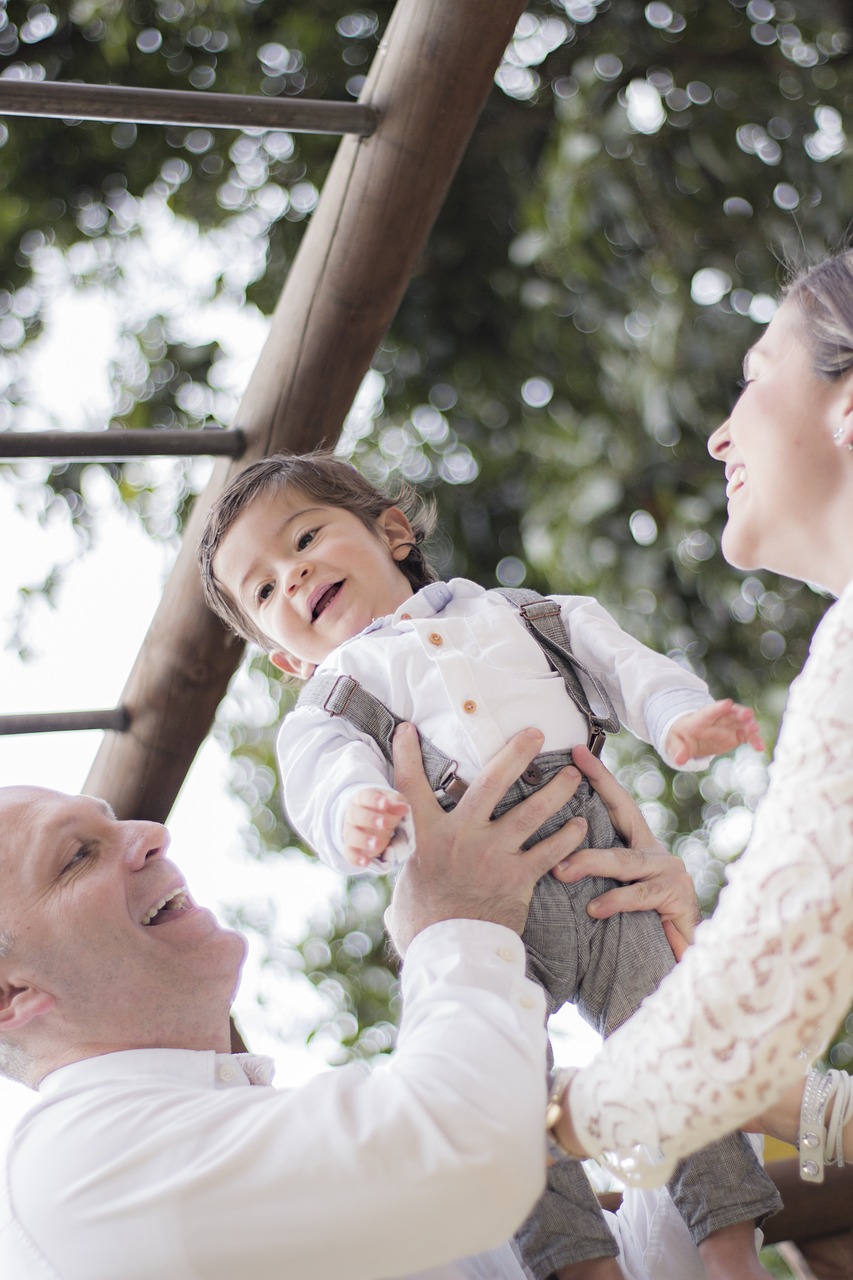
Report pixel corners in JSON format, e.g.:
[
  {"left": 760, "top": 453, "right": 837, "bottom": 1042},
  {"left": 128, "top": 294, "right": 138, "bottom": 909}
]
[{"left": 2, "top": 0, "right": 853, "bottom": 1068}]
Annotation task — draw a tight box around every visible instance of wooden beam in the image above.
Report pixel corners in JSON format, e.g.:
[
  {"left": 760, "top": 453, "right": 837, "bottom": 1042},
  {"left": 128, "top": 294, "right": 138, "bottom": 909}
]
[
  {"left": 0, "top": 709, "right": 130, "bottom": 736},
  {"left": 0, "top": 429, "right": 245, "bottom": 459},
  {"left": 84, "top": 0, "right": 527, "bottom": 821},
  {"left": 0, "top": 80, "right": 377, "bottom": 135}
]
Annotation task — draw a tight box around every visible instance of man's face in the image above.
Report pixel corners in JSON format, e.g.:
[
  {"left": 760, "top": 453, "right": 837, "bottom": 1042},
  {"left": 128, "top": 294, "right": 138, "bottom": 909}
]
[{"left": 0, "top": 787, "right": 246, "bottom": 1072}]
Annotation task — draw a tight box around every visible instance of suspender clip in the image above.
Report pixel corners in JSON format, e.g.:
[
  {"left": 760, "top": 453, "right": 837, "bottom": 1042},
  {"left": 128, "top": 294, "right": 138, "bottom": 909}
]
[
  {"left": 323, "top": 674, "right": 359, "bottom": 718},
  {"left": 587, "top": 726, "right": 606, "bottom": 758},
  {"left": 518, "top": 600, "right": 562, "bottom": 622},
  {"left": 438, "top": 761, "right": 468, "bottom": 803}
]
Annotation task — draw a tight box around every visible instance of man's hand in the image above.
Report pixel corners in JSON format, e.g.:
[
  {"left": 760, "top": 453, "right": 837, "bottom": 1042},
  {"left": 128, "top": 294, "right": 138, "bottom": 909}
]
[
  {"left": 386, "top": 724, "right": 589, "bottom": 955},
  {"left": 342, "top": 789, "right": 409, "bottom": 867},
  {"left": 665, "top": 698, "right": 764, "bottom": 767},
  {"left": 552, "top": 744, "right": 700, "bottom": 950}
]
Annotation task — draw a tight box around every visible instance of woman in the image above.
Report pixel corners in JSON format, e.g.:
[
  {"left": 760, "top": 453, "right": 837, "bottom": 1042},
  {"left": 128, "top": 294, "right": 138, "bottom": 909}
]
[{"left": 548, "top": 250, "right": 853, "bottom": 1190}]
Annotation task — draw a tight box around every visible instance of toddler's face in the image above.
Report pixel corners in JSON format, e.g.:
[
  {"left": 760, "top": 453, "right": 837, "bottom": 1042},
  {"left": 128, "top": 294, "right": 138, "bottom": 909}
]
[{"left": 212, "top": 488, "right": 415, "bottom": 675}]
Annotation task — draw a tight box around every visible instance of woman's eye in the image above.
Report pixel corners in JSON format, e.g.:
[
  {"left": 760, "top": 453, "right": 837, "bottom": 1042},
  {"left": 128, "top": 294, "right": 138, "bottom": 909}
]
[{"left": 297, "top": 529, "right": 317, "bottom": 551}]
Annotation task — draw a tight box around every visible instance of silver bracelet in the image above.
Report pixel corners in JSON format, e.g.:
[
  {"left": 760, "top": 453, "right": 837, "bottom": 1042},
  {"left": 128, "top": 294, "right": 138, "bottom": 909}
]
[
  {"left": 825, "top": 1069, "right": 853, "bottom": 1170},
  {"left": 799, "top": 1068, "right": 833, "bottom": 1182}
]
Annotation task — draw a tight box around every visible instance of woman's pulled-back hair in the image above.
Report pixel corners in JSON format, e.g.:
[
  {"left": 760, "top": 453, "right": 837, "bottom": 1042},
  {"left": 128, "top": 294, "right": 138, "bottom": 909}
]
[
  {"left": 786, "top": 249, "right": 853, "bottom": 379},
  {"left": 197, "top": 452, "right": 438, "bottom": 650}
]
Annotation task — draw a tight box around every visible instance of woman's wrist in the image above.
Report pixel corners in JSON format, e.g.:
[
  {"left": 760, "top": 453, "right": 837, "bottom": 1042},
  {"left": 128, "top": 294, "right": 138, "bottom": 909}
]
[{"left": 798, "top": 1068, "right": 853, "bottom": 1182}]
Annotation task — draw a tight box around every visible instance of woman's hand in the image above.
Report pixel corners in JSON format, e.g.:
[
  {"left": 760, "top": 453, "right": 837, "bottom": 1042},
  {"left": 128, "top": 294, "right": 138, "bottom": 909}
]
[{"left": 551, "top": 744, "right": 701, "bottom": 951}]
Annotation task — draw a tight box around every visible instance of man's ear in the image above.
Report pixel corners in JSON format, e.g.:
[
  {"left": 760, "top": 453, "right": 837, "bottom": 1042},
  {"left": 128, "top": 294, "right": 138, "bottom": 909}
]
[
  {"left": 378, "top": 507, "right": 415, "bottom": 561},
  {"left": 270, "top": 650, "right": 315, "bottom": 681},
  {"left": 0, "top": 977, "right": 55, "bottom": 1032}
]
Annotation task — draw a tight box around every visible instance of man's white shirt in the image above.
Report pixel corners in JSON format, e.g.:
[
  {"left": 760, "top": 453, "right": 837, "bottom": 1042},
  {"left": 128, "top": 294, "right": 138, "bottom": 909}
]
[{"left": 0, "top": 921, "right": 549, "bottom": 1280}]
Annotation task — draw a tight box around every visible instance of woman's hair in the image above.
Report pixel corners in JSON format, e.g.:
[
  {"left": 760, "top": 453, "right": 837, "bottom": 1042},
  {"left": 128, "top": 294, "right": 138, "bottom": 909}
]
[
  {"left": 785, "top": 249, "right": 853, "bottom": 379},
  {"left": 197, "top": 452, "right": 438, "bottom": 650}
]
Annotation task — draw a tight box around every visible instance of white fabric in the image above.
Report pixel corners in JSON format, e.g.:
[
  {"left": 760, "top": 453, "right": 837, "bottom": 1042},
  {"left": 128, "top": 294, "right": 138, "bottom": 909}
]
[
  {"left": 571, "top": 580, "right": 853, "bottom": 1186},
  {"left": 278, "top": 578, "right": 712, "bottom": 873},
  {"left": 0, "top": 921, "right": 550, "bottom": 1280}
]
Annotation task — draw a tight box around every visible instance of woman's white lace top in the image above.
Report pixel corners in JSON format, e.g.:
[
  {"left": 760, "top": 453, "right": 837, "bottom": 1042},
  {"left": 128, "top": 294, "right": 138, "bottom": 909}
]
[{"left": 570, "top": 579, "right": 853, "bottom": 1186}]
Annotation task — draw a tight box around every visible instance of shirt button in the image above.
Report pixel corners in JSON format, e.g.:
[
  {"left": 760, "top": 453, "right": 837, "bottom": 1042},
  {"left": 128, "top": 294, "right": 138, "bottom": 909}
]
[
  {"left": 497, "top": 947, "right": 515, "bottom": 962},
  {"left": 429, "top": 632, "right": 443, "bottom": 646},
  {"left": 218, "top": 1064, "right": 236, "bottom": 1082},
  {"left": 462, "top": 699, "right": 477, "bottom": 714},
  {"left": 400, "top": 612, "right": 411, "bottom": 621},
  {"left": 520, "top": 995, "right": 537, "bottom": 1009}
]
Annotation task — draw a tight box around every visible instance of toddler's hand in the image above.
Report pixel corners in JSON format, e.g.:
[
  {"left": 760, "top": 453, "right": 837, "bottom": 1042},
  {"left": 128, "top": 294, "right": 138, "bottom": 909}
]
[
  {"left": 665, "top": 698, "right": 764, "bottom": 767},
  {"left": 343, "top": 789, "right": 410, "bottom": 868}
]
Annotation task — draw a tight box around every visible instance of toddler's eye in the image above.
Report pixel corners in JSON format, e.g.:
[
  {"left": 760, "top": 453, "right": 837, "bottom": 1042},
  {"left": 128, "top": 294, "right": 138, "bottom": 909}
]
[
  {"left": 297, "top": 529, "right": 316, "bottom": 551},
  {"left": 257, "top": 583, "right": 274, "bottom": 604}
]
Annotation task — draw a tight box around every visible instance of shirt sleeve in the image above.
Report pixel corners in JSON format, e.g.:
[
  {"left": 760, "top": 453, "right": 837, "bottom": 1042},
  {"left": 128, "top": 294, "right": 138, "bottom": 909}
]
[
  {"left": 277, "top": 705, "right": 416, "bottom": 873},
  {"left": 12, "top": 922, "right": 548, "bottom": 1280},
  {"left": 555, "top": 595, "right": 713, "bottom": 767},
  {"left": 567, "top": 588, "right": 853, "bottom": 1187}
]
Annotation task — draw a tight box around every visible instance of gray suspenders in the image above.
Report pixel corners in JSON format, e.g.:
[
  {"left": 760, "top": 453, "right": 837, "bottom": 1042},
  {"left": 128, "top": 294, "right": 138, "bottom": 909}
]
[{"left": 294, "top": 588, "right": 620, "bottom": 804}]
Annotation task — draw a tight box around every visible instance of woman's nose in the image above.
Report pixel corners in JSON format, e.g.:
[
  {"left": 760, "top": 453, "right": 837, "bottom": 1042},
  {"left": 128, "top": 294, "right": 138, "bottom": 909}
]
[{"left": 707, "top": 419, "right": 731, "bottom": 460}]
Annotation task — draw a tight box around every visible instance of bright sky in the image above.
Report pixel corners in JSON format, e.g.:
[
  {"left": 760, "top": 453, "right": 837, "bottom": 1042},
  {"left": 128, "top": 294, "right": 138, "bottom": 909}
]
[{"left": 0, "top": 209, "right": 601, "bottom": 1154}]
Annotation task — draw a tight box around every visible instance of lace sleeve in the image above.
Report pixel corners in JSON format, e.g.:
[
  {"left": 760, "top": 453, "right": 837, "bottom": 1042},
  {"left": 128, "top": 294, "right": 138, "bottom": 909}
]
[{"left": 569, "top": 584, "right": 853, "bottom": 1187}]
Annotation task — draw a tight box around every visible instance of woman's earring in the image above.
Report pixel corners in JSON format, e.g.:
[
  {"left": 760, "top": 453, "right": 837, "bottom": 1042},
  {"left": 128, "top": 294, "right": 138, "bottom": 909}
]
[{"left": 832, "top": 426, "right": 853, "bottom": 450}]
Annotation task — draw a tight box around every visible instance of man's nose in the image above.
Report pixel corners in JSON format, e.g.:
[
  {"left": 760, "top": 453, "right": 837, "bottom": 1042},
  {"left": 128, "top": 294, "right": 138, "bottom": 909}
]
[
  {"left": 707, "top": 419, "right": 731, "bottom": 460},
  {"left": 127, "top": 821, "right": 170, "bottom": 868}
]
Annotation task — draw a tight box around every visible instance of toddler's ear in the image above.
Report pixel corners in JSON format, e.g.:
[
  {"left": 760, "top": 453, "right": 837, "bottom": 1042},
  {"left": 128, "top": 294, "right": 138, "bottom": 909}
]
[
  {"left": 378, "top": 506, "right": 415, "bottom": 558},
  {"left": 270, "top": 650, "right": 315, "bottom": 681}
]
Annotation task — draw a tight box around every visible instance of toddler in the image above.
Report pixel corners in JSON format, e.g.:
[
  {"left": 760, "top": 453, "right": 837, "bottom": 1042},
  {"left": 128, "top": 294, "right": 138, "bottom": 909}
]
[{"left": 198, "top": 452, "right": 780, "bottom": 1280}]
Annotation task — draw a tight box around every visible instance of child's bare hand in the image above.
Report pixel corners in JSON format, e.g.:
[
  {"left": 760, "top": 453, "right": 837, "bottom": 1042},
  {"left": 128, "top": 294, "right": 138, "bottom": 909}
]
[
  {"left": 342, "top": 789, "right": 409, "bottom": 868},
  {"left": 665, "top": 698, "right": 765, "bottom": 767}
]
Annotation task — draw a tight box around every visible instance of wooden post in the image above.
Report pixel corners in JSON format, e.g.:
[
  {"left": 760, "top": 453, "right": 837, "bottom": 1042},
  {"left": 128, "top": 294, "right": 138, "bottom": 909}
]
[{"left": 84, "top": 0, "right": 527, "bottom": 820}]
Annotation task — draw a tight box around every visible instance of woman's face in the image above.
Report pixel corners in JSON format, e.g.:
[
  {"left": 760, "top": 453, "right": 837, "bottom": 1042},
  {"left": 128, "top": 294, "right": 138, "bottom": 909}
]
[{"left": 707, "top": 299, "right": 853, "bottom": 594}]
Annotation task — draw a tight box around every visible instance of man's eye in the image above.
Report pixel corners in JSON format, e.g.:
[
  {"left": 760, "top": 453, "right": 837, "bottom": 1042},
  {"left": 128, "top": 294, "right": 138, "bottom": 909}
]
[
  {"left": 63, "top": 844, "right": 94, "bottom": 874},
  {"left": 297, "top": 529, "right": 316, "bottom": 551}
]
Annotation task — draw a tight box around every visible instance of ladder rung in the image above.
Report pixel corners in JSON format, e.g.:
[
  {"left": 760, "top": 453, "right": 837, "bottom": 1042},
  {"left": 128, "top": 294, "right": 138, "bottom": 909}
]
[
  {"left": 0, "top": 428, "right": 246, "bottom": 459},
  {"left": 0, "top": 81, "right": 377, "bottom": 136},
  {"left": 0, "top": 709, "right": 130, "bottom": 736}
]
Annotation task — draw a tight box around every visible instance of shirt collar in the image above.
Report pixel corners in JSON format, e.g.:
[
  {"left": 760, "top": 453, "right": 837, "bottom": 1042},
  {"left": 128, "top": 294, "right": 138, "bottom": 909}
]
[
  {"left": 39, "top": 1048, "right": 277, "bottom": 1096},
  {"left": 315, "top": 578, "right": 488, "bottom": 666}
]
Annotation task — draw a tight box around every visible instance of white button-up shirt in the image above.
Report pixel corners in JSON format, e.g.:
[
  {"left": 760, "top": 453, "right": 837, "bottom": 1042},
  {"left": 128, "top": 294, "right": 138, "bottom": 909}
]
[
  {"left": 278, "top": 579, "right": 711, "bottom": 872},
  {"left": 0, "top": 922, "right": 548, "bottom": 1280}
]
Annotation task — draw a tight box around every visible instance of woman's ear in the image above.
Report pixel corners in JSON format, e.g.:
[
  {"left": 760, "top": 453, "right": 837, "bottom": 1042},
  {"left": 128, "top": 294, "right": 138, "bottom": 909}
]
[
  {"left": 270, "top": 651, "right": 315, "bottom": 680},
  {"left": 378, "top": 507, "right": 416, "bottom": 561},
  {"left": 831, "top": 371, "right": 853, "bottom": 449}
]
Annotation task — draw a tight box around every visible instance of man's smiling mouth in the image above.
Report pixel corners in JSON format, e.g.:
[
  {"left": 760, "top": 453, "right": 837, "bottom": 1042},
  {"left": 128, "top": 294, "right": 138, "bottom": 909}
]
[
  {"left": 142, "top": 886, "right": 190, "bottom": 926},
  {"left": 311, "top": 582, "right": 343, "bottom": 621}
]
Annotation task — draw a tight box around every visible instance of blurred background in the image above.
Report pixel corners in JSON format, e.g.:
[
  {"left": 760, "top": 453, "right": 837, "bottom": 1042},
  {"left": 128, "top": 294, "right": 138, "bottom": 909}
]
[{"left": 1, "top": 3, "right": 852, "bottom": 1271}]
